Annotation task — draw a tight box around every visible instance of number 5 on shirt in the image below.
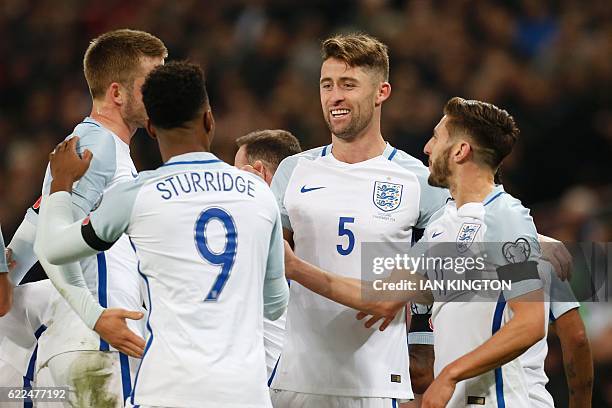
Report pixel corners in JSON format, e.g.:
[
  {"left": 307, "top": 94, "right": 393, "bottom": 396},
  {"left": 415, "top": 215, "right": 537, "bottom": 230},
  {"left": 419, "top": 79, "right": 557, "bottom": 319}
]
[
  {"left": 337, "top": 217, "right": 355, "bottom": 256},
  {"left": 194, "top": 207, "right": 237, "bottom": 301}
]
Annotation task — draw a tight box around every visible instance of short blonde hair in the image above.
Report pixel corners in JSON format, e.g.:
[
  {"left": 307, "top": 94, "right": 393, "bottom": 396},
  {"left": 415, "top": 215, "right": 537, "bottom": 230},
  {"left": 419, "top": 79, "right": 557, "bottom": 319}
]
[
  {"left": 83, "top": 29, "right": 167, "bottom": 99},
  {"left": 322, "top": 33, "right": 389, "bottom": 81}
]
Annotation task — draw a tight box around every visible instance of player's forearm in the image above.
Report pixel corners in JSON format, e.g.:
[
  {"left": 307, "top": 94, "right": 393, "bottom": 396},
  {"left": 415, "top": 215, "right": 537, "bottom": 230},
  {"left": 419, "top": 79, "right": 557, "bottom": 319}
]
[
  {"left": 263, "top": 275, "right": 289, "bottom": 320},
  {"left": 34, "top": 194, "right": 104, "bottom": 328},
  {"left": 39, "top": 192, "right": 98, "bottom": 264},
  {"left": 441, "top": 297, "right": 545, "bottom": 384},
  {"left": 7, "top": 215, "right": 38, "bottom": 285},
  {"left": 556, "top": 310, "right": 593, "bottom": 408},
  {"left": 0, "top": 273, "right": 13, "bottom": 316},
  {"left": 286, "top": 254, "right": 402, "bottom": 317},
  {"left": 37, "top": 256, "right": 104, "bottom": 329}
]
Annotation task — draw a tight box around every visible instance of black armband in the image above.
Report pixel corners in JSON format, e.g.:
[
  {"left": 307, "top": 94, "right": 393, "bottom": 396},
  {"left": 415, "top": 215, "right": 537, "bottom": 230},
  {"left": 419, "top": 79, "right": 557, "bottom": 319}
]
[
  {"left": 497, "top": 260, "right": 539, "bottom": 283},
  {"left": 81, "top": 221, "right": 114, "bottom": 251}
]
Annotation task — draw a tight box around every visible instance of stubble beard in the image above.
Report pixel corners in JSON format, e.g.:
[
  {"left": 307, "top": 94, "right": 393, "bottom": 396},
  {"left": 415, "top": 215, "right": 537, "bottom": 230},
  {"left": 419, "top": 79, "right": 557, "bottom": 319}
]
[{"left": 428, "top": 146, "right": 453, "bottom": 188}]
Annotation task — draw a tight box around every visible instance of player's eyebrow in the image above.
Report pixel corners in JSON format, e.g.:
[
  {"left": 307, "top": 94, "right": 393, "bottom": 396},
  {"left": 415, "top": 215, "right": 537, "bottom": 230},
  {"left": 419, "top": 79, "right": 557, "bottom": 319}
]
[{"left": 320, "top": 76, "right": 360, "bottom": 84}]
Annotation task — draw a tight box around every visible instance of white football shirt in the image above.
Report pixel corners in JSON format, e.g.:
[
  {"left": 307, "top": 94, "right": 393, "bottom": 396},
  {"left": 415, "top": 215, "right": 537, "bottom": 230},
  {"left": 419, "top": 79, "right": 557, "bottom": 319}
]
[
  {"left": 420, "top": 185, "right": 543, "bottom": 407},
  {"left": 34, "top": 117, "right": 143, "bottom": 368},
  {"left": 269, "top": 143, "right": 448, "bottom": 398},
  {"left": 81, "top": 152, "right": 286, "bottom": 408}
]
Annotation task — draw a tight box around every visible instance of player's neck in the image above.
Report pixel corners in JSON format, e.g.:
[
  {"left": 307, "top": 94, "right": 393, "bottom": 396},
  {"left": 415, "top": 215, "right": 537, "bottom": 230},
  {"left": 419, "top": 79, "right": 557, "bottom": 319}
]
[
  {"left": 330, "top": 129, "right": 387, "bottom": 164},
  {"left": 157, "top": 129, "right": 211, "bottom": 163},
  {"left": 450, "top": 167, "right": 495, "bottom": 208},
  {"left": 89, "top": 107, "right": 136, "bottom": 145}
]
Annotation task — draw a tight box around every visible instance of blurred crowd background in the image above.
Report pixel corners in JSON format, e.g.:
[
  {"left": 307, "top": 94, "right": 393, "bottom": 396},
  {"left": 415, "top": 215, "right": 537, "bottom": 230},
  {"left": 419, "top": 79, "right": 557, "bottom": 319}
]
[{"left": 0, "top": 0, "right": 610, "bottom": 405}]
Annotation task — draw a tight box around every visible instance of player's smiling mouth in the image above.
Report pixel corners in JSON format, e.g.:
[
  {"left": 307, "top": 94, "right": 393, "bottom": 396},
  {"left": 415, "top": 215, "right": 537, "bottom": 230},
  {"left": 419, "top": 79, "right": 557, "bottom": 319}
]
[{"left": 330, "top": 108, "right": 350, "bottom": 118}]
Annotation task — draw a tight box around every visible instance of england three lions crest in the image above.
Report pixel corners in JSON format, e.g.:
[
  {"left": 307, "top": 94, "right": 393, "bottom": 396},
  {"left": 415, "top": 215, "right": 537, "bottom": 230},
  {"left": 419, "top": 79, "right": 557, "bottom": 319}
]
[
  {"left": 456, "top": 222, "right": 481, "bottom": 253},
  {"left": 373, "top": 181, "right": 403, "bottom": 212}
]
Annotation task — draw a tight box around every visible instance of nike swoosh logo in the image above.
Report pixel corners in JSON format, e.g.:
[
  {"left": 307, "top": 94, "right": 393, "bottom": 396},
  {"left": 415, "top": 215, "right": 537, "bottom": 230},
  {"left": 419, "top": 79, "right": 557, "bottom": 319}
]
[
  {"left": 131, "top": 171, "right": 138, "bottom": 178},
  {"left": 300, "top": 185, "right": 326, "bottom": 193},
  {"left": 432, "top": 231, "right": 443, "bottom": 238}
]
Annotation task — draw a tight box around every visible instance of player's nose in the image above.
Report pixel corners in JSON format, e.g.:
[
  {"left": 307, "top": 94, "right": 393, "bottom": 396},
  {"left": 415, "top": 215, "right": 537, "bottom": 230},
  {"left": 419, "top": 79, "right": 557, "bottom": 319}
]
[{"left": 423, "top": 138, "right": 433, "bottom": 156}]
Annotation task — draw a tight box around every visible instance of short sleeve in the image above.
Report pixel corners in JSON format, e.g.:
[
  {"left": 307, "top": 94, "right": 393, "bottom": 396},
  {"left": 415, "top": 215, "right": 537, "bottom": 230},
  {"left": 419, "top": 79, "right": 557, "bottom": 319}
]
[
  {"left": 550, "top": 278, "right": 580, "bottom": 320},
  {"left": 484, "top": 198, "right": 543, "bottom": 300},
  {"left": 270, "top": 155, "right": 299, "bottom": 231}
]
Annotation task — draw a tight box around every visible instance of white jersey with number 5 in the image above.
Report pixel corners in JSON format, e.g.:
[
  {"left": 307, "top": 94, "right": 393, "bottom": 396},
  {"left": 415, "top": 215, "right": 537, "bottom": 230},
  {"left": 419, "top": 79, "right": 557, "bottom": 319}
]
[
  {"left": 269, "top": 144, "right": 448, "bottom": 399},
  {"left": 83, "top": 152, "right": 286, "bottom": 408}
]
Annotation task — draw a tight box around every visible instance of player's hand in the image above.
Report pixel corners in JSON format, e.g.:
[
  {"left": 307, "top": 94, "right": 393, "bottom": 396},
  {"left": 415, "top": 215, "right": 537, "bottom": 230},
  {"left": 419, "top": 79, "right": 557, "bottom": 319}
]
[
  {"left": 49, "top": 136, "right": 93, "bottom": 193},
  {"left": 94, "top": 308, "right": 146, "bottom": 358},
  {"left": 240, "top": 160, "right": 265, "bottom": 180},
  {"left": 538, "top": 234, "right": 573, "bottom": 281},
  {"left": 0, "top": 273, "right": 13, "bottom": 316},
  {"left": 5, "top": 248, "right": 16, "bottom": 271},
  {"left": 421, "top": 370, "right": 456, "bottom": 408},
  {"left": 356, "top": 311, "right": 395, "bottom": 331}
]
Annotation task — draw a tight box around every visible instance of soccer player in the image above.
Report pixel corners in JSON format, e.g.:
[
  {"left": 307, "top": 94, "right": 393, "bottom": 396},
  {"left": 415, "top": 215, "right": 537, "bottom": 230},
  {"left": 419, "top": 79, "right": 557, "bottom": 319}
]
[
  {"left": 268, "top": 33, "right": 448, "bottom": 407},
  {"left": 0, "top": 29, "right": 167, "bottom": 407},
  {"left": 282, "top": 97, "right": 548, "bottom": 408},
  {"left": 38, "top": 61, "right": 289, "bottom": 408},
  {"left": 234, "top": 129, "right": 302, "bottom": 379},
  {"left": 235, "top": 129, "right": 302, "bottom": 185}
]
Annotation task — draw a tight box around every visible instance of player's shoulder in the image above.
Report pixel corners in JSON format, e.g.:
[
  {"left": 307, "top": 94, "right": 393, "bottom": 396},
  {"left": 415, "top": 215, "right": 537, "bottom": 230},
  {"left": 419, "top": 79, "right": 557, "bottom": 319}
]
[
  {"left": 72, "top": 118, "right": 118, "bottom": 163},
  {"left": 484, "top": 186, "right": 536, "bottom": 239},
  {"left": 388, "top": 148, "right": 429, "bottom": 176},
  {"left": 277, "top": 146, "right": 326, "bottom": 170}
]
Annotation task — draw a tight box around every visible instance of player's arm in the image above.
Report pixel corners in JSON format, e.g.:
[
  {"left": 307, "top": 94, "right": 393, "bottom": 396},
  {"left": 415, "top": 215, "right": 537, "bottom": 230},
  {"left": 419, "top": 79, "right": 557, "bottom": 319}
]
[
  {"left": 408, "top": 303, "right": 435, "bottom": 395},
  {"left": 285, "top": 242, "right": 431, "bottom": 322},
  {"left": 263, "top": 209, "right": 290, "bottom": 321},
  {"left": 6, "top": 210, "right": 39, "bottom": 287},
  {"left": 36, "top": 137, "right": 145, "bottom": 357},
  {"left": 552, "top": 307, "right": 593, "bottom": 407},
  {"left": 422, "top": 290, "right": 545, "bottom": 408}
]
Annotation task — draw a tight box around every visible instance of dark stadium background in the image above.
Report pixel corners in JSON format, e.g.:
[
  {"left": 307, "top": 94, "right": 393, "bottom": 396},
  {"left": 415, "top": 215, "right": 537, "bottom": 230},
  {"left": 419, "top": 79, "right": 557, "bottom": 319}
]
[{"left": 0, "top": 1, "right": 610, "bottom": 405}]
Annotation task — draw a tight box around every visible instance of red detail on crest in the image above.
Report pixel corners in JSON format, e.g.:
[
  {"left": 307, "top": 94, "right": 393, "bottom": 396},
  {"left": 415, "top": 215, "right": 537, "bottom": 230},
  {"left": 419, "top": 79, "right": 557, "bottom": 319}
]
[
  {"left": 32, "top": 196, "right": 42, "bottom": 210},
  {"left": 429, "top": 317, "right": 434, "bottom": 331},
  {"left": 82, "top": 216, "right": 91, "bottom": 226}
]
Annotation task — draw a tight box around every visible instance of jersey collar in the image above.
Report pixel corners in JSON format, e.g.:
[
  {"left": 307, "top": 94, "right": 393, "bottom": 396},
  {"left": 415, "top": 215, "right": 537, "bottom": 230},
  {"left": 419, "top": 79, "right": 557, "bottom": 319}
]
[
  {"left": 322, "top": 142, "right": 397, "bottom": 164},
  {"left": 162, "top": 151, "right": 222, "bottom": 166},
  {"left": 448, "top": 185, "right": 505, "bottom": 219}
]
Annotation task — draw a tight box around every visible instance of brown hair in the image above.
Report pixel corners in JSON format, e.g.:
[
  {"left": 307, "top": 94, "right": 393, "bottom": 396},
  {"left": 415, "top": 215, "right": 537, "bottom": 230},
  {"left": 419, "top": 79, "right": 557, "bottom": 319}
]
[
  {"left": 322, "top": 33, "right": 389, "bottom": 81},
  {"left": 83, "top": 29, "right": 167, "bottom": 99},
  {"left": 443, "top": 97, "right": 520, "bottom": 171},
  {"left": 236, "top": 130, "right": 302, "bottom": 170}
]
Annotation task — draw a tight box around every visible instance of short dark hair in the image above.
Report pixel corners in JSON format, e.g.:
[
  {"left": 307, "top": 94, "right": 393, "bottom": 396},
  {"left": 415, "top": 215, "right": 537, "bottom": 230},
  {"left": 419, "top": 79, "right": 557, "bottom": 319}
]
[
  {"left": 444, "top": 97, "right": 520, "bottom": 171},
  {"left": 236, "top": 130, "right": 302, "bottom": 169},
  {"left": 322, "top": 33, "right": 389, "bottom": 81},
  {"left": 142, "top": 61, "right": 209, "bottom": 129},
  {"left": 84, "top": 29, "right": 167, "bottom": 99}
]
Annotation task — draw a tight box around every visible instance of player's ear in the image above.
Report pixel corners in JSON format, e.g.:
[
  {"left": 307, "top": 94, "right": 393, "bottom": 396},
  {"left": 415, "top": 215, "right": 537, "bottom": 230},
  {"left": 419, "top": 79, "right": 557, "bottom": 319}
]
[
  {"left": 108, "top": 82, "right": 123, "bottom": 106},
  {"left": 145, "top": 119, "right": 156, "bottom": 140},
  {"left": 375, "top": 82, "right": 391, "bottom": 106},
  {"left": 203, "top": 109, "right": 214, "bottom": 135},
  {"left": 262, "top": 165, "right": 273, "bottom": 185},
  {"left": 454, "top": 140, "right": 472, "bottom": 163}
]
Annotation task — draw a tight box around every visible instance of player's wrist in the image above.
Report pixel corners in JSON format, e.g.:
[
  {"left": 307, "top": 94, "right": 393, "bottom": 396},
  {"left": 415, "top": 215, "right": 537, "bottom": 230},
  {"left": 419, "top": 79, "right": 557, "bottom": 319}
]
[
  {"left": 440, "top": 362, "right": 461, "bottom": 384},
  {"left": 50, "top": 178, "right": 73, "bottom": 194}
]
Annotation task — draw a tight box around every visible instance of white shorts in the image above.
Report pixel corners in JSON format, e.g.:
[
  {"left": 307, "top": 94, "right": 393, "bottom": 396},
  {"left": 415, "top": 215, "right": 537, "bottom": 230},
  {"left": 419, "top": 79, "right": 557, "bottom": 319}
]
[
  {"left": 36, "top": 351, "right": 138, "bottom": 408},
  {"left": 270, "top": 390, "right": 400, "bottom": 408},
  {"left": 0, "top": 359, "right": 25, "bottom": 408}
]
